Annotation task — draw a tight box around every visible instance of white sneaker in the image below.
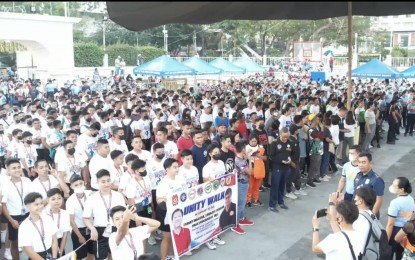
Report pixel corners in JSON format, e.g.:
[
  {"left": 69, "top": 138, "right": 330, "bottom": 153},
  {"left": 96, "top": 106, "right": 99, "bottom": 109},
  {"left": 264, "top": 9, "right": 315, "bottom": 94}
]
[
  {"left": 285, "top": 192, "right": 298, "bottom": 199},
  {"left": 148, "top": 235, "right": 157, "bottom": 245},
  {"left": 296, "top": 189, "right": 308, "bottom": 196},
  {"left": 184, "top": 251, "right": 193, "bottom": 256},
  {"left": 212, "top": 236, "right": 226, "bottom": 245},
  {"left": 205, "top": 240, "right": 217, "bottom": 250},
  {"left": 369, "top": 145, "right": 373, "bottom": 149},
  {"left": 4, "top": 248, "right": 12, "bottom": 260},
  {"left": 323, "top": 176, "right": 331, "bottom": 181}
]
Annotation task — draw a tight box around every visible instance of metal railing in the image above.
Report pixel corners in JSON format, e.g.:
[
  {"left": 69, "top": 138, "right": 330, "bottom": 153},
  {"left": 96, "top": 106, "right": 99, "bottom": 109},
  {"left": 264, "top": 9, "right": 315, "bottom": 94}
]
[{"left": 391, "top": 57, "right": 415, "bottom": 68}]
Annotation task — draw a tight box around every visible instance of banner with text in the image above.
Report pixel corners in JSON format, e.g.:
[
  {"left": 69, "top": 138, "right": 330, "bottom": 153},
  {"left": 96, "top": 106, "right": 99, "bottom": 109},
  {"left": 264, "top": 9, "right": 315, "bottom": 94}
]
[{"left": 167, "top": 172, "right": 238, "bottom": 258}]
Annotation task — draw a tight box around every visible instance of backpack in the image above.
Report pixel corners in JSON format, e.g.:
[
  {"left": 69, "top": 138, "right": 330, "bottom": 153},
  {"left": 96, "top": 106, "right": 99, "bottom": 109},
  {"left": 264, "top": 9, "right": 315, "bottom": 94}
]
[
  {"left": 121, "top": 119, "right": 135, "bottom": 149},
  {"left": 358, "top": 211, "right": 392, "bottom": 260}
]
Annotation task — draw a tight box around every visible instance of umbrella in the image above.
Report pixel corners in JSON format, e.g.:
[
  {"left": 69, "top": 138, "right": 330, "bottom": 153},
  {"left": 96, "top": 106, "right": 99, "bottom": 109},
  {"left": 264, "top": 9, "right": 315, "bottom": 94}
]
[
  {"left": 324, "top": 50, "right": 334, "bottom": 56},
  {"left": 107, "top": 2, "right": 415, "bottom": 109}
]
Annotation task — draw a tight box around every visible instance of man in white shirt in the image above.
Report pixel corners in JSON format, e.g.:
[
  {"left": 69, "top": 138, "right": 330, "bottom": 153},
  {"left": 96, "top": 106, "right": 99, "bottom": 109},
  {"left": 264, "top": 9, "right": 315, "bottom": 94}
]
[
  {"left": 136, "top": 109, "right": 152, "bottom": 150},
  {"left": 2, "top": 158, "right": 33, "bottom": 260},
  {"left": 89, "top": 139, "right": 113, "bottom": 191},
  {"left": 77, "top": 122, "right": 100, "bottom": 161},
  {"left": 109, "top": 205, "right": 160, "bottom": 259},
  {"left": 151, "top": 127, "right": 178, "bottom": 160},
  {"left": 83, "top": 169, "right": 126, "bottom": 260},
  {"left": 127, "top": 136, "right": 151, "bottom": 162}
]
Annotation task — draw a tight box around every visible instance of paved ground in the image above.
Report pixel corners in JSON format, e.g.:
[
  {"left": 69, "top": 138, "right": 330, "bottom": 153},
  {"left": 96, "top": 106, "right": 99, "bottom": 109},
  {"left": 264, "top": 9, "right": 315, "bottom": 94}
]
[{"left": 3, "top": 128, "right": 415, "bottom": 259}]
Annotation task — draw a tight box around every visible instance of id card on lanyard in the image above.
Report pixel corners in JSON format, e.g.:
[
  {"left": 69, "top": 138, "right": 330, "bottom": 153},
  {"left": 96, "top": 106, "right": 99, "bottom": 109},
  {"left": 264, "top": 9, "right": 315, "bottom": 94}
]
[
  {"left": 12, "top": 181, "right": 25, "bottom": 215},
  {"left": 30, "top": 216, "right": 52, "bottom": 259},
  {"left": 124, "top": 232, "right": 138, "bottom": 260},
  {"left": 99, "top": 191, "right": 112, "bottom": 234}
]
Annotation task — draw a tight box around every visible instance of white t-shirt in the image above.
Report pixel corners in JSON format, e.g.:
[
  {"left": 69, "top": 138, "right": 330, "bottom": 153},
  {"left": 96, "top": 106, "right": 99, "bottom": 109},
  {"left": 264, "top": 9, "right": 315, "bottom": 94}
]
[
  {"left": 57, "top": 154, "right": 86, "bottom": 183},
  {"left": 18, "top": 144, "right": 38, "bottom": 168},
  {"left": 202, "top": 160, "right": 226, "bottom": 181},
  {"left": 2, "top": 177, "right": 33, "bottom": 216},
  {"left": 126, "top": 150, "right": 151, "bottom": 163},
  {"left": 30, "top": 128, "right": 47, "bottom": 149},
  {"left": 118, "top": 172, "right": 133, "bottom": 195},
  {"left": 42, "top": 206, "right": 72, "bottom": 239},
  {"left": 7, "top": 139, "right": 20, "bottom": 159},
  {"left": 89, "top": 154, "right": 113, "bottom": 190},
  {"left": 353, "top": 211, "right": 372, "bottom": 255},
  {"left": 31, "top": 176, "right": 60, "bottom": 199},
  {"left": 0, "top": 135, "right": 9, "bottom": 157},
  {"left": 156, "top": 175, "right": 186, "bottom": 202},
  {"left": 137, "top": 119, "right": 152, "bottom": 139},
  {"left": 83, "top": 191, "right": 126, "bottom": 227},
  {"left": 278, "top": 114, "right": 292, "bottom": 130},
  {"left": 108, "top": 164, "right": 125, "bottom": 188},
  {"left": 179, "top": 165, "right": 199, "bottom": 188},
  {"left": 76, "top": 133, "right": 98, "bottom": 158},
  {"left": 150, "top": 141, "right": 178, "bottom": 160},
  {"left": 18, "top": 214, "right": 58, "bottom": 252},
  {"left": 146, "top": 158, "right": 167, "bottom": 190},
  {"left": 344, "top": 123, "right": 356, "bottom": 138},
  {"left": 66, "top": 190, "right": 93, "bottom": 228},
  {"left": 125, "top": 176, "right": 152, "bottom": 206},
  {"left": 329, "top": 125, "right": 340, "bottom": 145},
  {"left": 319, "top": 230, "right": 364, "bottom": 260},
  {"left": 108, "top": 139, "right": 129, "bottom": 154},
  {"left": 200, "top": 112, "right": 213, "bottom": 125},
  {"left": 109, "top": 226, "right": 150, "bottom": 259}
]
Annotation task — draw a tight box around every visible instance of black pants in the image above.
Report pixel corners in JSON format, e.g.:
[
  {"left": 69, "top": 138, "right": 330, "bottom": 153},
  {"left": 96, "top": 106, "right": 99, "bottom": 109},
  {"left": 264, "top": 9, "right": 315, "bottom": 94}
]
[
  {"left": 402, "top": 107, "right": 408, "bottom": 128},
  {"left": 286, "top": 160, "right": 301, "bottom": 193},
  {"left": 372, "top": 124, "right": 381, "bottom": 145},
  {"left": 405, "top": 114, "right": 415, "bottom": 134},
  {"left": 359, "top": 122, "right": 366, "bottom": 145},
  {"left": 389, "top": 226, "right": 404, "bottom": 260},
  {"left": 329, "top": 152, "right": 338, "bottom": 173},
  {"left": 263, "top": 156, "right": 270, "bottom": 186},
  {"left": 387, "top": 119, "right": 397, "bottom": 142}
]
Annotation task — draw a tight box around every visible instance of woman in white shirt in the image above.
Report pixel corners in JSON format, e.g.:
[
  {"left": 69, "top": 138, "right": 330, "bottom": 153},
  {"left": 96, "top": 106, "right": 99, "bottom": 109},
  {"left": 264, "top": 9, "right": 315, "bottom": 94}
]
[
  {"left": 342, "top": 111, "right": 356, "bottom": 164},
  {"left": 156, "top": 158, "right": 186, "bottom": 260}
]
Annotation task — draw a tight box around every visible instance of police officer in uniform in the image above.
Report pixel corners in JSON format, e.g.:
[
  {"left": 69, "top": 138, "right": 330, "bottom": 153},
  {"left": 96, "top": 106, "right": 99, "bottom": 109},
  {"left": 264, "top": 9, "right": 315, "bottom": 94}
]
[
  {"left": 353, "top": 152, "right": 385, "bottom": 218},
  {"left": 268, "top": 127, "right": 293, "bottom": 213}
]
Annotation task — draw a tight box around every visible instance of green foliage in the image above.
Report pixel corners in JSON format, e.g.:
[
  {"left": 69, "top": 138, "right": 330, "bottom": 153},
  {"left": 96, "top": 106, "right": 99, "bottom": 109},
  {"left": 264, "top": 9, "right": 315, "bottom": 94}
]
[
  {"left": 381, "top": 49, "right": 390, "bottom": 60},
  {"left": 136, "top": 46, "right": 166, "bottom": 62},
  {"left": 74, "top": 42, "right": 104, "bottom": 67},
  {"left": 203, "top": 50, "right": 221, "bottom": 57},
  {"left": 106, "top": 44, "right": 138, "bottom": 66},
  {"left": 391, "top": 46, "right": 408, "bottom": 57}
]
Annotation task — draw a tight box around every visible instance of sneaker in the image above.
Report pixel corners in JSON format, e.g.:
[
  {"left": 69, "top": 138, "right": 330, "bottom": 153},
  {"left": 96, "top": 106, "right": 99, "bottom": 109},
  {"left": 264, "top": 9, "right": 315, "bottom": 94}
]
[
  {"left": 313, "top": 178, "right": 322, "bottom": 184},
  {"left": 154, "top": 232, "right": 163, "bottom": 241},
  {"left": 323, "top": 176, "right": 331, "bottom": 181},
  {"left": 369, "top": 145, "right": 374, "bottom": 149},
  {"left": 268, "top": 206, "right": 279, "bottom": 213},
  {"left": 246, "top": 202, "right": 252, "bottom": 208},
  {"left": 306, "top": 181, "right": 317, "bottom": 188},
  {"left": 279, "top": 204, "right": 289, "bottom": 210},
  {"left": 253, "top": 200, "right": 264, "bottom": 206},
  {"left": 231, "top": 224, "right": 246, "bottom": 235},
  {"left": 285, "top": 192, "right": 298, "bottom": 199},
  {"left": 212, "top": 236, "right": 226, "bottom": 245},
  {"left": 263, "top": 183, "right": 271, "bottom": 189},
  {"left": 239, "top": 217, "right": 254, "bottom": 226},
  {"left": 4, "top": 249, "right": 12, "bottom": 260},
  {"left": 184, "top": 251, "right": 193, "bottom": 256},
  {"left": 148, "top": 235, "right": 157, "bottom": 245},
  {"left": 205, "top": 240, "right": 216, "bottom": 250},
  {"left": 295, "top": 189, "right": 308, "bottom": 196},
  {"left": 259, "top": 186, "right": 265, "bottom": 192},
  {"left": 166, "top": 256, "right": 177, "bottom": 260}
]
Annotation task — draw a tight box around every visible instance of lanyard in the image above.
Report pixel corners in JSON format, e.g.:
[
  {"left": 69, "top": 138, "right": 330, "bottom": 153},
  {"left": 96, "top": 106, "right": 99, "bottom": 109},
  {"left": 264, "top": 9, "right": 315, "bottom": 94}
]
[
  {"left": 114, "top": 165, "right": 123, "bottom": 179},
  {"left": 39, "top": 178, "right": 51, "bottom": 194},
  {"left": 124, "top": 232, "right": 137, "bottom": 259},
  {"left": 12, "top": 180, "right": 24, "bottom": 209},
  {"left": 76, "top": 193, "right": 85, "bottom": 211},
  {"left": 99, "top": 191, "right": 112, "bottom": 222},
  {"left": 30, "top": 216, "right": 48, "bottom": 252},
  {"left": 50, "top": 209, "right": 61, "bottom": 229}
]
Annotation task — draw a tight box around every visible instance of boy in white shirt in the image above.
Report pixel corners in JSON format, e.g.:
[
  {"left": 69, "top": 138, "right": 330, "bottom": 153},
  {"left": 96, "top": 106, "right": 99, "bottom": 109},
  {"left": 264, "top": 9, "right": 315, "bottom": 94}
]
[
  {"left": 83, "top": 169, "right": 126, "bottom": 260},
  {"left": 44, "top": 188, "right": 71, "bottom": 257},
  {"left": 18, "top": 192, "right": 59, "bottom": 259},
  {"left": 2, "top": 158, "right": 33, "bottom": 260},
  {"left": 178, "top": 149, "right": 199, "bottom": 189},
  {"left": 18, "top": 131, "right": 38, "bottom": 180},
  {"left": 109, "top": 205, "right": 160, "bottom": 259},
  {"left": 118, "top": 153, "right": 139, "bottom": 196}
]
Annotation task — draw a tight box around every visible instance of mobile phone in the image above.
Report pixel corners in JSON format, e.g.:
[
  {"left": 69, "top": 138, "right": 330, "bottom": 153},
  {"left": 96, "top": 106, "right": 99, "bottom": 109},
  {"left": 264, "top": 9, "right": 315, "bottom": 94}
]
[
  {"left": 135, "top": 202, "right": 144, "bottom": 213},
  {"left": 316, "top": 208, "right": 327, "bottom": 218}
]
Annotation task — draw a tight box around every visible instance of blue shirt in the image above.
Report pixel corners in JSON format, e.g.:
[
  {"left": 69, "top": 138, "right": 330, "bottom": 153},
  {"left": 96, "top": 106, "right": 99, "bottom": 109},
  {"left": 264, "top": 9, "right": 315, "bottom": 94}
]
[
  {"left": 388, "top": 195, "right": 415, "bottom": 227},
  {"left": 342, "top": 161, "right": 360, "bottom": 195},
  {"left": 354, "top": 170, "right": 385, "bottom": 197},
  {"left": 191, "top": 144, "right": 208, "bottom": 184}
]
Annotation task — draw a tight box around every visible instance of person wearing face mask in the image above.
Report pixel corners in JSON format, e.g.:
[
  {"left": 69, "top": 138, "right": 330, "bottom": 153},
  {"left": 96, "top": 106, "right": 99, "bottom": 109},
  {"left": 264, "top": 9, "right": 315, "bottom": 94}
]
[
  {"left": 66, "top": 168, "right": 94, "bottom": 260},
  {"left": 385, "top": 177, "right": 415, "bottom": 260},
  {"left": 18, "top": 131, "right": 38, "bottom": 181},
  {"left": 109, "top": 150, "right": 125, "bottom": 191},
  {"left": 80, "top": 111, "right": 93, "bottom": 134},
  {"left": 336, "top": 145, "right": 362, "bottom": 202},
  {"left": 404, "top": 95, "right": 415, "bottom": 136},
  {"left": 108, "top": 127, "right": 128, "bottom": 154},
  {"left": 57, "top": 140, "right": 87, "bottom": 190},
  {"left": 77, "top": 122, "right": 101, "bottom": 160},
  {"left": 137, "top": 109, "right": 152, "bottom": 151}
]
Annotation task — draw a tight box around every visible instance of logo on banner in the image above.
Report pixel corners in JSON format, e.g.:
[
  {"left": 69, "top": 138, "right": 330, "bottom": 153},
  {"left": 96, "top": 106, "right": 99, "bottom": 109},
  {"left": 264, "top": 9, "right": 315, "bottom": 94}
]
[
  {"left": 180, "top": 192, "right": 187, "bottom": 202},
  {"left": 204, "top": 183, "right": 212, "bottom": 194},
  {"left": 197, "top": 186, "right": 204, "bottom": 197},
  {"left": 172, "top": 194, "right": 179, "bottom": 206},
  {"left": 226, "top": 176, "right": 232, "bottom": 185},
  {"left": 213, "top": 180, "right": 220, "bottom": 191},
  {"left": 188, "top": 189, "right": 196, "bottom": 200},
  {"left": 220, "top": 177, "right": 226, "bottom": 187}
]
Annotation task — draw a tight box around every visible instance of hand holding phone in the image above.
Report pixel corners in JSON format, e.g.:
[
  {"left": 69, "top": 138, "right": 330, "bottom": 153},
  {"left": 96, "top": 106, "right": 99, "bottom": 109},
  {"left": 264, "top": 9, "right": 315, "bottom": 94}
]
[{"left": 316, "top": 208, "right": 327, "bottom": 218}]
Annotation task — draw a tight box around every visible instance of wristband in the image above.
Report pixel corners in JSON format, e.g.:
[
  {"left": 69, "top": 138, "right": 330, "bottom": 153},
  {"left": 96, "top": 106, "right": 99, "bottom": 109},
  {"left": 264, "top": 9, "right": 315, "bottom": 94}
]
[
  {"left": 312, "top": 228, "right": 319, "bottom": 232},
  {"left": 328, "top": 202, "right": 335, "bottom": 206}
]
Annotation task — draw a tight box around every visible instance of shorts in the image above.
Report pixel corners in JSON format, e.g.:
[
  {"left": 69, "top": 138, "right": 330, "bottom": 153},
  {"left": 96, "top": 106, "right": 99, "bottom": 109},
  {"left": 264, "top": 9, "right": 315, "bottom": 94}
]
[
  {"left": 8, "top": 214, "right": 29, "bottom": 241},
  {"left": 151, "top": 189, "right": 158, "bottom": 211},
  {"left": 71, "top": 227, "right": 94, "bottom": 259},
  {"left": 0, "top": 214, "right": 8, "bottom": 223},
  {"left": 30, "top": 248, "right": 52, "bottom": 260},
  {"left": 156, "top": 202, "right": 170, "bottom": 232},
  {"left": 93, "top": 226, "right": 116, "bottom": 260}
]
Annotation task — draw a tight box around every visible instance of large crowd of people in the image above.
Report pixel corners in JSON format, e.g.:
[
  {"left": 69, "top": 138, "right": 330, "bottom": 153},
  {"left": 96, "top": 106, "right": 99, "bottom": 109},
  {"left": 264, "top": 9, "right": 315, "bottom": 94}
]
[{"left": 0, "top": 68, "right": 413, "bottom": 260}]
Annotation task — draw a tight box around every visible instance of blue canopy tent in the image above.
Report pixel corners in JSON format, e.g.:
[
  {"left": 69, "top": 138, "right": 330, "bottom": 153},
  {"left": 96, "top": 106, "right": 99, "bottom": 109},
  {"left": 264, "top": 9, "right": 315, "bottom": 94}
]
[
  {"left": 182, "top": 57, "right": 223, "bottom": 75},
  {"left": 209, "top": 58, "right": 246, "bottom": 74},
  {"left": 351, "top": 58, "right": 402, "bottom": 79},
  {"left": 133, "top": 55, "right": 196, "bottom": 76},
  {"left": 233, "top": 57, "right": 265, "bottom": 74},
  {"left": 401, "top": 65, "right": 415, "bottom": 78}
]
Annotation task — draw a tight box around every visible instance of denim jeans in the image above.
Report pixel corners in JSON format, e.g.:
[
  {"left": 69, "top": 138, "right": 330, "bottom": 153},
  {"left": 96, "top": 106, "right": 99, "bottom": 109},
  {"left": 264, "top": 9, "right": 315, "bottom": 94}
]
[
  {"left": 237, "top": 181, "right": 249, "bottom": 221},
  {"left": 320, "top": 150, "right": 330, "bottom": 177},
  {"left": 269, "top": 168, "right": 290, "bottom": 208}
]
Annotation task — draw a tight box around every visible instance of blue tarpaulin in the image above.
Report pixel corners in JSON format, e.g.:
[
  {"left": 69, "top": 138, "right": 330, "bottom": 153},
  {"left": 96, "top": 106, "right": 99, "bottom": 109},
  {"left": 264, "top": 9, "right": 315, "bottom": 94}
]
[
  {"left": 209, "top": 58, "right": 246, "bottom": 74},
  {"left": 182, "top": 57, "right": 223, "bottom": 75},
  {"left": 351, "top": 58, "right": 402, "bottom": 79},
  {"left": 233, "top": 57, "right": 265, "bottom": 74},
  {"left": 133, "top": 55, "right": 196, "bottom": 76},
  {"left": 401, "top": 65, "right": 415, "bottom": 78}
]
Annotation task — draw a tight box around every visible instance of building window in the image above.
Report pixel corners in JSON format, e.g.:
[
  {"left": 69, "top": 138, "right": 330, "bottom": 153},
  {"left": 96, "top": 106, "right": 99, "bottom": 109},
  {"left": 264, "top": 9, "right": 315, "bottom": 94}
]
[{"left": 400, "top": 34, "right": 409, "bottom": 47}]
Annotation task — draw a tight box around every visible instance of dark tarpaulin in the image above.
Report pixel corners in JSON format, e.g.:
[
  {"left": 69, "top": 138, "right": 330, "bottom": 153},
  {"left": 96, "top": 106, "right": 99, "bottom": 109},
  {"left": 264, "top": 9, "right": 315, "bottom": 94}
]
[{"left": 106, "top": 2, "right": 415, "bottom": 32}]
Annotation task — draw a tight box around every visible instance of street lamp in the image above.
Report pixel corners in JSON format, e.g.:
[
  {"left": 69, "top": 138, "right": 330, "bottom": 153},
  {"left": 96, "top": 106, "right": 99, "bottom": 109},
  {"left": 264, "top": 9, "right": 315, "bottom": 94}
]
[
  {"left": 103, "top": 16, "right": 108, "bottom": 51},
  {"left": 163, "top": 25, "right": 168, "bottom": 54}
]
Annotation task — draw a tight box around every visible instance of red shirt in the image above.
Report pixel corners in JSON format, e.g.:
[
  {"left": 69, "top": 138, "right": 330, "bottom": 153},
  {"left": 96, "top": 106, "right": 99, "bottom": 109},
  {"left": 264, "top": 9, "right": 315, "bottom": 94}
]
[
  {"left": 173, "top": 227, "right": 191, "bottom": 256},
  {"left": 237, "top": 120, "right": 248, "bottom": 140},
  {"left": 177, "top": 135, "right": 194, "bottom": 165}
]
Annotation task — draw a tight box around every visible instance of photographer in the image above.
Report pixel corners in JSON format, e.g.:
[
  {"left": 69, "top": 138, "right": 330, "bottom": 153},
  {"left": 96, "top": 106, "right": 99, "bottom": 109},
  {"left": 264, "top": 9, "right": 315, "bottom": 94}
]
[{"left": 311, "top": 196, "right": 364, "bottom": 259}]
